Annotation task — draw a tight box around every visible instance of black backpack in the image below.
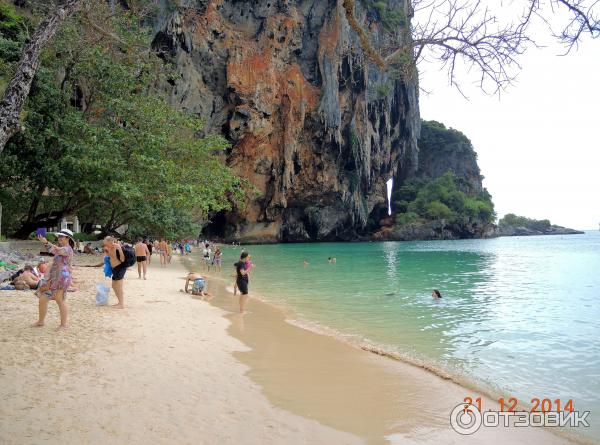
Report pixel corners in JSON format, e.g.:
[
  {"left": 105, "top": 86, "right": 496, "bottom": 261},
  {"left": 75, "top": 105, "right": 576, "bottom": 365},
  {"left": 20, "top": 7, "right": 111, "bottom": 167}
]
[{"left": 117, "top": 245, "right": 136, "bottom": 268}]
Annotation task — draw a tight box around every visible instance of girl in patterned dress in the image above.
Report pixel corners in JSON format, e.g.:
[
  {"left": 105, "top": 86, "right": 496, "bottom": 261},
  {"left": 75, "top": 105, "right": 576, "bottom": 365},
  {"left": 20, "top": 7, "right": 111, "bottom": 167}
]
[{"left": 34, "top": 229, "right": 75, "bottom": 329}]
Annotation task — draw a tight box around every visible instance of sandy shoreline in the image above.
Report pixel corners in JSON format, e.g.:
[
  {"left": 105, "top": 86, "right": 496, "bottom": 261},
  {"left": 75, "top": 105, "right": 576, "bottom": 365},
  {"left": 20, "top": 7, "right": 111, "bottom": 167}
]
[
  {"left": 0, "top": 249, "right": 583, "bottom": 444},
  {"left": 0, "top": 254, "right": 359, "bottom": 444},
  {"left": 196, "top": 256, "right": 583, "bottom": 445}
]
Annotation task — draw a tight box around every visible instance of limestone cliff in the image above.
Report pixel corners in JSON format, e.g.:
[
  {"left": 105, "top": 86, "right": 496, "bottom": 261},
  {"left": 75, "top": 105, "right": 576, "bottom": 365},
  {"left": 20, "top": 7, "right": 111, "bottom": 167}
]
[
  {"left": 411, "top": 120, "right": 483, "bottom": 193},
  {"left": 152, "top": 0, "right": 420, "bottom": 242},
  {"left": 376, "top": 120, "right": 497, "bottom": 241}
]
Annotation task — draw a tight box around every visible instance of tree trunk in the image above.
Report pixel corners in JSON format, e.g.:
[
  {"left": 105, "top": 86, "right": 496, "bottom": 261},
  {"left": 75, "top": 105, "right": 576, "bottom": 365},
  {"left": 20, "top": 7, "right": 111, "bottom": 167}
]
[{"left": 0, "top": 0, "right": 84, "bottom": 153}]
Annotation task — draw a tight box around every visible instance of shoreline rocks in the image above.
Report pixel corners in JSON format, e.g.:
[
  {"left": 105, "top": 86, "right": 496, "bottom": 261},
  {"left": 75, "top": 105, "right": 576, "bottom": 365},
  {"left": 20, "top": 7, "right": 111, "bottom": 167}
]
[{"left": 498, "top": 224, "right": 584, "bottom": 237}]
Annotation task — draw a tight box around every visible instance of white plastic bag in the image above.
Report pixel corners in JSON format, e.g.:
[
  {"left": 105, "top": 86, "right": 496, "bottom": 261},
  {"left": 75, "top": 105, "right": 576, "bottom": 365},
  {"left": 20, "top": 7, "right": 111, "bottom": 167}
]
[{"left": 95, "top": 283, "right": 110, "bottom": 305}]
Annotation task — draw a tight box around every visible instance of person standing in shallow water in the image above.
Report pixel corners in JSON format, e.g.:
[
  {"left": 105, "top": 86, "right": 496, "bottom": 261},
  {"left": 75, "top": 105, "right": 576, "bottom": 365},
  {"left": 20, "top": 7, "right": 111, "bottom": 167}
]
[
  {"left": 234, "top": 252, "right": 251, "bottom": 313},
  {"left": 34, "top": 229, "right": 75, "bottom": 329}
]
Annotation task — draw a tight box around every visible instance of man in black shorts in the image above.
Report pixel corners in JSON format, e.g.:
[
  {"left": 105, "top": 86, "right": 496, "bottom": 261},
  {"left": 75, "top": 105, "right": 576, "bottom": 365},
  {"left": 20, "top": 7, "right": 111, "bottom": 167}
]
[
  {"left": 134, "top": 238, "right": 150, "bottom": 279},
  {"left": 104, "top": 236, "right": 127, "bottom": 308},
  {"left": 234, "top": 252, "right": 251, "bottom": 313}
]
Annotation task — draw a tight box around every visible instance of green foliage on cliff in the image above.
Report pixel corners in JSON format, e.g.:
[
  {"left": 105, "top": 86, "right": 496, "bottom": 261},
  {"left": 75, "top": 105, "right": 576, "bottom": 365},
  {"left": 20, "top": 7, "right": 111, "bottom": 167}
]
[
  {"left": 498, "top": 214, "right": 551, "bottom": 231},
  {"left": 364, "top": 0, "right": 407, "bottom": 30},
  {"left": 0, "top": 2, "right": 245, "bottom": 239},
  {"left": 419, "top": 120, "right": 477, "bottom": 165},
  {"left": 0, "top": 2, "right": 29, "bottom": 92},
  {"left": 394, "top": 172, "right": 495, "bottom": 226}
]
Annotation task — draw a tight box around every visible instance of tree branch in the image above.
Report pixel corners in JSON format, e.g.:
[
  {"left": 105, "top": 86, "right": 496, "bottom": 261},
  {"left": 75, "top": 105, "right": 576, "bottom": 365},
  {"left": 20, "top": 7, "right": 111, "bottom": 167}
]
[{"left": 0, "top": 0, "right": 84, "bottom": 152}]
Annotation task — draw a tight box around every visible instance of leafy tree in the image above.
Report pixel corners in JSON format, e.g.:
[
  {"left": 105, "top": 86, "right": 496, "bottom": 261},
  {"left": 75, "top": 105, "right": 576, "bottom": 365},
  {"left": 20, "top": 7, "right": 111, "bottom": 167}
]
[
  {"left": 0, "top": 1, "right": 246, "bottom": 239},
  {"left": 499, "top": 214, "right": 552, "bottom": 231}
]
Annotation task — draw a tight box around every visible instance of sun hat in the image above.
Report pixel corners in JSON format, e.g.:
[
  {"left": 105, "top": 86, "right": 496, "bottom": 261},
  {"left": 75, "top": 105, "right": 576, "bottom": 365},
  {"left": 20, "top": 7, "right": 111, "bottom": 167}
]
[{"left": 54, "top": 229, "right": 74, "bottom": 240}]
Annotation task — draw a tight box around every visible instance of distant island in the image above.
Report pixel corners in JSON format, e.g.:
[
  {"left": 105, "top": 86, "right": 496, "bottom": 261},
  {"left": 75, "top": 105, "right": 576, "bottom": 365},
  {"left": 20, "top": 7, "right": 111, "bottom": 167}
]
[{"left": 497, "top": 214, "right": 584, "bottom": 236}]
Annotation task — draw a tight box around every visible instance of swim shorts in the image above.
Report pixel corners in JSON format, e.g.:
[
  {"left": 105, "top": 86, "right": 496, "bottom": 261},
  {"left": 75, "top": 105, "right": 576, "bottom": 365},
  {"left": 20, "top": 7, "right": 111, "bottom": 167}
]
[
  {"left": 236, "top": 278, "right": 249, "bottom": 295},
  {"left": 136, "top": 256, "right": 147, "bottom": 262},
  {"left": 192, "top": 278, "right": 206, "bottom": 295},
  {"left": 112, "top": 263, "right": 127, "bottom": 281}
]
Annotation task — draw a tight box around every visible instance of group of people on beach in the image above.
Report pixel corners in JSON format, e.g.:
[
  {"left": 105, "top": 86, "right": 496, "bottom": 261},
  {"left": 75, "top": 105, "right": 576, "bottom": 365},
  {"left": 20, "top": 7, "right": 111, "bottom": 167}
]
[
  {"left": 28, "top": 228, "right": 255, "bottom": 329},
  {"left": 32, "top": 231, "right": 145, "bottom": 329}
]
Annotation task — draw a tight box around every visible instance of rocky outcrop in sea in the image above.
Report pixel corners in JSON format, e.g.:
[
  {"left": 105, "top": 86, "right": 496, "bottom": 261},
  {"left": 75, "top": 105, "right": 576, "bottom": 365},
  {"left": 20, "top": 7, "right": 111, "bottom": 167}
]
[{"left": 498, "top": 225, "right": 584, "bottom": 236}]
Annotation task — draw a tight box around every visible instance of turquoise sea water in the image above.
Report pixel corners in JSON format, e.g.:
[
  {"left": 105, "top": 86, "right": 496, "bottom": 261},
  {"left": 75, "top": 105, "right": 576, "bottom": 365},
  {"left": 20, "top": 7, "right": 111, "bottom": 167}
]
[{"left": 218, "top": 232, "right": 600, "bottom": 439}]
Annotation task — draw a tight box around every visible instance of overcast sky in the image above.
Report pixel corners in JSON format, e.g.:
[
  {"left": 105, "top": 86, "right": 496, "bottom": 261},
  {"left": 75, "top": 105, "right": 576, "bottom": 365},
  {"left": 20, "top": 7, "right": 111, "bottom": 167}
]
[{"left": 417, "top": 16, "right": 599, "bottom": 230}]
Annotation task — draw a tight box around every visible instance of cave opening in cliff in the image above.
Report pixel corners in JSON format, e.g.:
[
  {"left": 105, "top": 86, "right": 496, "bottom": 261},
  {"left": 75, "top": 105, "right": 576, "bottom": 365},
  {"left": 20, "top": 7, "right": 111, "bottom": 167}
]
[{"left": 203, "top": 211, "right": 228, "bottom": 240}]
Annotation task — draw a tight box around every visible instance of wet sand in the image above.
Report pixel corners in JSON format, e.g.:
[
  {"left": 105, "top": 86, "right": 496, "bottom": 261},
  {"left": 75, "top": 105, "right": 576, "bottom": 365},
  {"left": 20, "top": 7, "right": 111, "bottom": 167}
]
[{"left": 201, "top": 264, "right": 581, "bottom": 445}]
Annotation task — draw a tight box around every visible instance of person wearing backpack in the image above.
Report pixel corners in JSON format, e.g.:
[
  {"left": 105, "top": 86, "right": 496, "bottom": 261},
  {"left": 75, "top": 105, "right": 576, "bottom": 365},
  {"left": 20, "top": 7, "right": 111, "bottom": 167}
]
[{"left": 103, "top": 236, "right": 129, "bottom": 309}]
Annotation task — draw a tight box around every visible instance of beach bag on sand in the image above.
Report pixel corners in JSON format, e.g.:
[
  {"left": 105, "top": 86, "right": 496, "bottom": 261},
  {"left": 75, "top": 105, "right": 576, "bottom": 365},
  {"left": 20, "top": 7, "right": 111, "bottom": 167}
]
[
  {"left": 117, "top": 245, "right": 136, "bottom": 268},
  {"left": 95, "top": 283, "right": 110, "bottom": 305}
]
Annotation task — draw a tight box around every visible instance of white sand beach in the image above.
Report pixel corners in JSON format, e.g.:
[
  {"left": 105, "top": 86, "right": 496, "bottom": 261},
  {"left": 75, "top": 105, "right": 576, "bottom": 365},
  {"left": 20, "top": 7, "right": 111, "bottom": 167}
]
[
  {"left": 0, "top": 251, "right": 581, "bottom": 444},
  {"left": 0, "top": 255, "right": 359, "bottom": 445}
]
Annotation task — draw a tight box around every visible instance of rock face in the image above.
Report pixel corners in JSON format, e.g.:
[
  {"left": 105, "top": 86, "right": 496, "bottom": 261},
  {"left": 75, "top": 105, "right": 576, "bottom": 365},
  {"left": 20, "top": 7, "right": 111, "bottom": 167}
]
[
  {"left": 498, "top": 225, "right": 584, "bottom": 237},
  {"left": 378, "top": 120, "right": 496, "bottom": 241},
  {"left": 152, "top": 0, "right": 420, "bottom": 242},
  {"left": 374, "top": 220, "right": 498, "bottom": 241},
  {"left": 411, "top": 120, "right": 483, "bottom": 193}
]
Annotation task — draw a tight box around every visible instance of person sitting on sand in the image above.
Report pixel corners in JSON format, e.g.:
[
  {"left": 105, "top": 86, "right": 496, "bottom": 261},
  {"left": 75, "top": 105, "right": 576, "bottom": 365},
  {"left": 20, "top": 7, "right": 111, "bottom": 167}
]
[
  {"left": 432, "top": 289, "right": 442, "bottom": 299},
  {"left": 34, "top": 229, "right": 75, "bottom": 329},
  {"left": 134, "top": 238, "right": 150, "bottom": 279},
  {"left": 33, "top": 260, "right": 47, "bottom": 278},
  {"left": 83, "top": 243, "right": 94, "bottom": 254},
  {"left": 104, "top": 236, "right": 126, "bottom": 308},
  {"left": 14, "top": 266, "right": 42, "bottom": 290},
  {"left": 183, "top": 273, "right": 213, "bottom": 300}
]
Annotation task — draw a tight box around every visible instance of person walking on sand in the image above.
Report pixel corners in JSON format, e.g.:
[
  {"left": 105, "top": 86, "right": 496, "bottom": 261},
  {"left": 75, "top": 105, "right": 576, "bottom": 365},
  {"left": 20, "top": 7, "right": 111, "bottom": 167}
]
[
  {"left": 104, "top": 236, "right": 127, "bottom": 308},
  {"left": 145, "top": 239, "right": 153, "bottom": 264},
  {"left": 158, "top": 238, "right": 168, "bottom": 267},
  {"left": 234, "top": 252, "right": 251, "bottom": 313},
  {"left": 34, "top": 229, "right": 75, "bottom": 329},
  {"left": 166, "top": 241, "right": 173, "bottom": 263},
  {"left": 134, "top": 238, "right": 150, "bottom": 279}
]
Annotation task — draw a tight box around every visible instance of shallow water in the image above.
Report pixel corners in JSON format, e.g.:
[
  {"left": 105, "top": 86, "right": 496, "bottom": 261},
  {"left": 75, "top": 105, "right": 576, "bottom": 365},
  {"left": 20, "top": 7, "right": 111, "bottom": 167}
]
[{"left": 216, "top": 232, "right": 600, "bottom": 440}]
